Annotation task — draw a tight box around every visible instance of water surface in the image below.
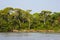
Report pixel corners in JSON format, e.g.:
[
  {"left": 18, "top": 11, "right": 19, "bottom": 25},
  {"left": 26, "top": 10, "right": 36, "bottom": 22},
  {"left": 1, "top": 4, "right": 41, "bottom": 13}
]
[{"left": 0, "top": 32, "right": 60, "bottom": 40}]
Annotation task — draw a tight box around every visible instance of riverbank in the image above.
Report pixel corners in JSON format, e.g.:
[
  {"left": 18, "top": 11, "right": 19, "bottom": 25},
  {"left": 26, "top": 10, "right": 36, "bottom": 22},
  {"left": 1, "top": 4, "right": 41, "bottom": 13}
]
[{"left": 12, "top": 29, "right": 60, "bottom": 33}]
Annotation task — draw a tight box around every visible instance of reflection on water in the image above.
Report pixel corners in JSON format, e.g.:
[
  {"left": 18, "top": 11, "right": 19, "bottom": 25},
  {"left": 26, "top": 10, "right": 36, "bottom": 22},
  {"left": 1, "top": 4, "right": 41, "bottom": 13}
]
[{"left": 0, "top": 33, "right": 60, "bottom": 40}]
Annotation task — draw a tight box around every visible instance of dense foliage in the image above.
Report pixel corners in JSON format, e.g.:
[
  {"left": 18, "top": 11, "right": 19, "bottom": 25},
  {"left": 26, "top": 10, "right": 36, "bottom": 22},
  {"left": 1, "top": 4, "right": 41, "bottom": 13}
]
[{"left": 0, "top": 7, "right": 60, "bottom": 32}]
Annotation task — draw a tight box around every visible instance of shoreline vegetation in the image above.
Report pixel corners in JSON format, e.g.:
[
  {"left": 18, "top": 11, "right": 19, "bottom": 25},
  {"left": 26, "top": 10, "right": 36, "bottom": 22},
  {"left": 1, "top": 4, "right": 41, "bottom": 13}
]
[{"left": 0, "top": 7, "right": 60, "bottom": 33}]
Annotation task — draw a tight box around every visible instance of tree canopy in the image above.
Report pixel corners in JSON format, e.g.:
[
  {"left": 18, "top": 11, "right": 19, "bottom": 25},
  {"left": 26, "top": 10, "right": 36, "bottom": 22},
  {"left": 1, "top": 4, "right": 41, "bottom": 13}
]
[{"left": 0, "top": 7, "right": 60, "bottom": 32}]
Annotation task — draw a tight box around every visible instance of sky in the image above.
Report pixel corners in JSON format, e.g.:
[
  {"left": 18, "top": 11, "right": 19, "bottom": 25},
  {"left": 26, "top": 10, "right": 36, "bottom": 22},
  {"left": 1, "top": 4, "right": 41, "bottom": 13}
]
[{"left": 0, "top": 0, "right": 60, "bottom": 14}]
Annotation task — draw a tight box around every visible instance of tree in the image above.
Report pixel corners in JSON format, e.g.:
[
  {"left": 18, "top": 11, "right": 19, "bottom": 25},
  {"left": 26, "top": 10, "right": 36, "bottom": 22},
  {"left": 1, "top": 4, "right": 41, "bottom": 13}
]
[
  {"left": 40, "top": 10, "right": 52, "bottom": 30},
  {"left": 25, "top": 10, "right": 32, "bottom": 30}
]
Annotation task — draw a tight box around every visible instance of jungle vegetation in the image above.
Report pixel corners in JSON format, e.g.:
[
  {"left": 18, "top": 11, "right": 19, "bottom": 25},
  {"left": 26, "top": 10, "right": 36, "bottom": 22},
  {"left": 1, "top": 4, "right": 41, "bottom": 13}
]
[{"left": 0, "top": 7, "right": 60, "bottom": 32}]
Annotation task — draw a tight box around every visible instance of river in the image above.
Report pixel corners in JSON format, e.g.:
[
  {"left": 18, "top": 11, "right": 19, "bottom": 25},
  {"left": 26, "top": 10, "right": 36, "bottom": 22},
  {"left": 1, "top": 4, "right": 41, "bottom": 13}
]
[{"left": 0, "top": 32, "right": 60, "bottom": 40}]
